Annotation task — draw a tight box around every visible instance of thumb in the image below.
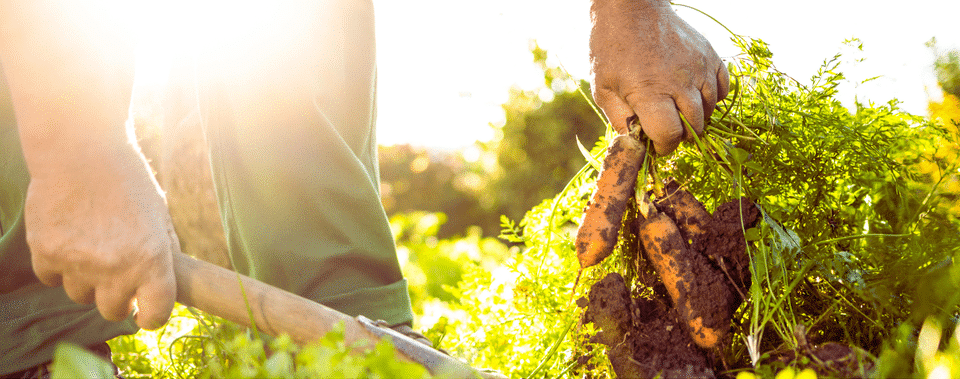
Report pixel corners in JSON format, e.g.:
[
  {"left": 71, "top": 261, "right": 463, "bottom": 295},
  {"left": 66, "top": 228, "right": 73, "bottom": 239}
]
[
  {"left": 633, "top": 99, "right": 683, "bottom": 156},
  {"left": 133, "top": 219, "right": 183, "bottom": 330},
  {"left": 133, "top": 269, "right": 176, "bottom": 330}
]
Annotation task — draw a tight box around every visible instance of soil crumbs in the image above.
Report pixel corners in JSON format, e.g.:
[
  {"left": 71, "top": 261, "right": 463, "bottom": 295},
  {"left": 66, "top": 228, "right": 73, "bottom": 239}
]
[{"left": 580, "top": 273, "right": 714, "bottom": 379}]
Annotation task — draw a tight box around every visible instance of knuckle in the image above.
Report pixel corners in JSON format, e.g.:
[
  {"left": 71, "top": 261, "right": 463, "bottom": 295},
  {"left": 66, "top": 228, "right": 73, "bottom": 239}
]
[{"left": 592, "top": 86, "right": 618, "bottom": 105}]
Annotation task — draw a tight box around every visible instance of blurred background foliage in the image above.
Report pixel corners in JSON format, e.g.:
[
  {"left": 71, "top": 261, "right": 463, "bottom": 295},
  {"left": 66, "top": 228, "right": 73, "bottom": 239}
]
[{"left": 377, "top": 42, "right": 603, "bottom": 239}]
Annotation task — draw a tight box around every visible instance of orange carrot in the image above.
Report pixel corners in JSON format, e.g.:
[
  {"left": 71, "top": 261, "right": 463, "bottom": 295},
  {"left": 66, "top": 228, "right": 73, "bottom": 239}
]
[
  {"left": 576, "top": 134, "right": 645, "bottom": 269},
  {"left": 655, "top": 179, "right": 713, "bottom": 247},
  {"left": 637, "top": 208, "right": 732, "bottom": 350}
]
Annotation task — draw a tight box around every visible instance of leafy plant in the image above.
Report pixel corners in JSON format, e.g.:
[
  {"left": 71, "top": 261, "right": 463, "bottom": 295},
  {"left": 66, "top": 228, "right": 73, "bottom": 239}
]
[
  {"left": 104, "top": 304, "right": 431, "bottom": 378},
  {"left": 433, "top": 14, "right": 960, "bottom": 379}
]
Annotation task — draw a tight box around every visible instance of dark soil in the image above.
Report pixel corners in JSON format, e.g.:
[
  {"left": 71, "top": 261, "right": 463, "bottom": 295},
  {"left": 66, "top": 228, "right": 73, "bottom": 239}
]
[
  {"left": 580, "top": 273, "right": 715, "bottom": 379},
  {"left": 769, "top": 324, "right": 876, "bottom": 378},
  {"left": 637, "top": 210, "right": 734, "bottom": 349},
  {"left": 581, "top": 184, "right": 760, "bottom": 378},
  {"left": 707, "top": 197, "right": 761, "bottom": 293}
]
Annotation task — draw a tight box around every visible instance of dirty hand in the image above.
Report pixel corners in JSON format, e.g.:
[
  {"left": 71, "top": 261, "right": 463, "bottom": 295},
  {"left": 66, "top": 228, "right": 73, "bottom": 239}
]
[
  {"left": 25, "top": 148, "right": 180, "bottom": 330},
  {"left": 590, "top": 0, "right": 729, "bottom": 155}
]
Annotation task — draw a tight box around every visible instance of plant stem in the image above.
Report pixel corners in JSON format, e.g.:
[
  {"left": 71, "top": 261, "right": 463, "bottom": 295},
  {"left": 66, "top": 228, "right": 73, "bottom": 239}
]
[{"left": 527, "top": 313, "right": 578, "bottom": 378}]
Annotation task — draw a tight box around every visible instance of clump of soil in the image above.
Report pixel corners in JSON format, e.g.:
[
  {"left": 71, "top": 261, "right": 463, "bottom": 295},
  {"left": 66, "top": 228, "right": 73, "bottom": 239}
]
[
  {"left": 769, "top": 324, "right": 876, "bottom": 378},
  {"left": 581, "top": 181, "right": 760, "bottom": 378},
  {"left": 580, "top": 273, "right": 715, "bottom": 379},
  {"left": 704, "top": 196, "right": 760, "bottom": 292}
]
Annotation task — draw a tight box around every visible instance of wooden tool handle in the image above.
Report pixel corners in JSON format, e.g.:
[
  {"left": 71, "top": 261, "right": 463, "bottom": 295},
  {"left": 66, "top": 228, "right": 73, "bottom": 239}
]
[
  {"left": 172, "top": 252, "right": 381, "bottom": 352},
  {"left": 173, "top": 252, "right": 501, "bottom": 379}
]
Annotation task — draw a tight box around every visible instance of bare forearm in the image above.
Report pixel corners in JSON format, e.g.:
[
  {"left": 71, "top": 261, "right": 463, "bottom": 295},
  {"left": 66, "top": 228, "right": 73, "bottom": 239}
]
[
  {"left": 2, "top": 2, "right": 178, "bottom": 331},
  {"left": 591, "top": 0, "right": 669, "bottom": 14},
  {"left": 0, "top": 0, "right": 137, "bottom": 178},
  {"left": 591, "top": 0, "right": 671, "bottom": 24}
]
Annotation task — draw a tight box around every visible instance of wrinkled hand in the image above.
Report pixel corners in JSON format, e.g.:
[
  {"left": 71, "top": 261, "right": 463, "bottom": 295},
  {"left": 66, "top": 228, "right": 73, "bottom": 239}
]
[
  {"left": 590, "top": 0, "right": 729, "bottom": 155},
  {"left": 25, "top": 149, "right": 180, "bottom": 330}
]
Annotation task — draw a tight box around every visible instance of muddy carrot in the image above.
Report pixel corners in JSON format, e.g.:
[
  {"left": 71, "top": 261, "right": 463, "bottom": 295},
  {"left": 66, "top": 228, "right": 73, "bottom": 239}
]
[
  {"left": 637, "top": 208, "right": 732, "bottom": 350},
  {"left": 655, "top": 179, "right": 713, "bottom": 247},
  {"left": 575, "top": 134, "right": 645, "bottom": 269}
]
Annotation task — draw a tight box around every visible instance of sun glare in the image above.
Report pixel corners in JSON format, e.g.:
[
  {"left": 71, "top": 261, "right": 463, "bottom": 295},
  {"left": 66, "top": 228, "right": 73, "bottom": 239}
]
[{"left": 130, "top": 1, "right": 293, "bottom": 86}]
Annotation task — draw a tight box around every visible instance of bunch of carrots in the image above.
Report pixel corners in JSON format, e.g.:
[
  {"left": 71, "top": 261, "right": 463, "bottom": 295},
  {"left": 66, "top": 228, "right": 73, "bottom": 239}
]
[{"left": 575, "top": 124, "right": 731, "bottom": 350}]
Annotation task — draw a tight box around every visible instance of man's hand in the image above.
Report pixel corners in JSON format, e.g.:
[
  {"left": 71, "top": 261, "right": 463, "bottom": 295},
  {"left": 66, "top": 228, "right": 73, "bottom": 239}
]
[
  {"left": 590, "top": 0, "right": 729, "bottom": 155},
  {"left": 25, "top": 150, "right": 180, "bottom": 330},
  {"left": 2, "top": 0, "right": 179, "bottom": 330}
]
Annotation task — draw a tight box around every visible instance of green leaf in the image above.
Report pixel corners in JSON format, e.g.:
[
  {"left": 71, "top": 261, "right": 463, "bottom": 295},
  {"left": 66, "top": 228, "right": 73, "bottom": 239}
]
[
  {"left": 264, "top": 351, "right": 293, "bottom": 377},
  {"left": 743, "top": 161, "right": 765, "bottom": 174},
  {"left": 577, "top": 135, "right": 603, "bottom": 172},
  {"left": 51, "top": 343, "right": 115, "bottom": 379},
  {"left": 761, "top": 210, "right": 800, "bottom": 252},
  {"left": 730, "top": 146, "right": 750, "bottom": 164}
]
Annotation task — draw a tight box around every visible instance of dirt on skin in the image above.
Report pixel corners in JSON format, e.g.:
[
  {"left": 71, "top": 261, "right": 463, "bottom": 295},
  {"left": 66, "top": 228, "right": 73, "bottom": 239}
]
[{"left": 581, "top": 185, "right": 760, "bottom": 378}]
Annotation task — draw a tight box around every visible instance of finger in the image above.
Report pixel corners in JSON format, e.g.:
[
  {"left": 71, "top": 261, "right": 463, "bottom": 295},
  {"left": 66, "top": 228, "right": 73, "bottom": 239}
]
[
  {"left": 133, "top": 273, "right": 176, "bottom": 330},
  {"left": 717, "top": 63, "right": 731, "bottom": 101},
  {"left": 30, "top": 251, "right": 63, "bottom": 287},
  {"left": 700, "top": 75, "right": 719, "bottom": 122},
  {"left": 95, "top": 282, "right": 137, "bottom": 322},
  {"left": 62, "top": 275, "right": 95, "bottom": 305},
  {"left": 32, "top": 266, "right": 63, "bottom": 288},
  {"left": 633, "top": 100, "right": 683, "bottom": 155},
  {"left": 674, "top": 88, "right": 705, "bottom": 137},
  {"left": 593, "top": 87, "right": 636, "bottom": 135}
]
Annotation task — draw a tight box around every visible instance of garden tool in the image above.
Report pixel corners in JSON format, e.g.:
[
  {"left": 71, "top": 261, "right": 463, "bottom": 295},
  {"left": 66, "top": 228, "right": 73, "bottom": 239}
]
[{"left": 173, "top": 252, "right": 505, "bottom": 379}]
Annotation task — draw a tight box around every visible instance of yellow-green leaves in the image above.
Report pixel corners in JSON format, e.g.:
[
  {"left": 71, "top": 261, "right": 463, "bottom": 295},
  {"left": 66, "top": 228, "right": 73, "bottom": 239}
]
[{"left": 51, "top": 343, "right": 115, "bottom": 379}]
